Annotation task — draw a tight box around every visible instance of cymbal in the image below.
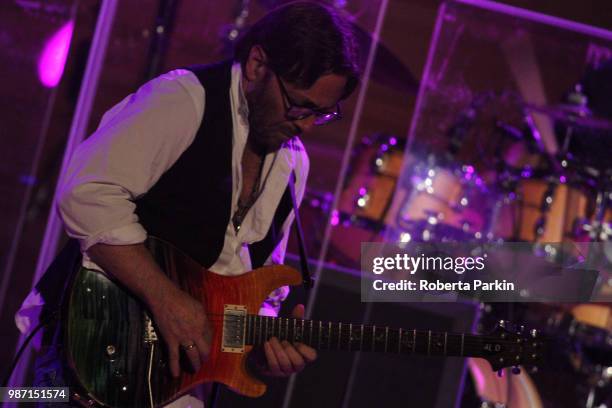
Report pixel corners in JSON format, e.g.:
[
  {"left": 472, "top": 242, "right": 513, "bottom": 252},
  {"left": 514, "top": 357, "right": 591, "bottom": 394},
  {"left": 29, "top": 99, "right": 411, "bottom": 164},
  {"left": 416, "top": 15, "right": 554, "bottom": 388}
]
[{"left": 525, "top": 103, "right": 612, "bottom": 132}]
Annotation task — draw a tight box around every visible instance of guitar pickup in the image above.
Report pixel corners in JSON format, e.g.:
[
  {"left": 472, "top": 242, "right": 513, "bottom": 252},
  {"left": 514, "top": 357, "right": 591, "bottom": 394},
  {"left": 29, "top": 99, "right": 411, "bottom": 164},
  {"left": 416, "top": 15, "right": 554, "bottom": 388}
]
[{"left": 221, "top": 304, "right": 247, "bottom": 353}]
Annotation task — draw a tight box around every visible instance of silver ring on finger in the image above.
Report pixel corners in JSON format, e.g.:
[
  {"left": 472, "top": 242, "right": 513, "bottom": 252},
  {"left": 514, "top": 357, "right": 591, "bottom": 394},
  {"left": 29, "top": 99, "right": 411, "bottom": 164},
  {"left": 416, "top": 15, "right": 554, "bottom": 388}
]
[{"left": 181, "top": 342, "right": 196, "bottom": 351}]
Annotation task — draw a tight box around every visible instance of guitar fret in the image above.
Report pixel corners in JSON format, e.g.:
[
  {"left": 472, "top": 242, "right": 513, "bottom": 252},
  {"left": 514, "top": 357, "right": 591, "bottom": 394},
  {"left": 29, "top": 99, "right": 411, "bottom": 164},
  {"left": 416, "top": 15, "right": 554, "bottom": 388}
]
[
  {"left": 251, "top": 315, "right": 257, "bottom": 344},
  {"left": 293, "top": 319, "right": 297, "bottom": 343},
  {"left": 274, "top": 318, "right": 278, "bottom": 341},
  {"left": 252, "top": 315, "right": 255, "bottom": 344},
  {"left": 444, "top": 332, "right": 448, "bottom": 355},
  {"left": 246, "top": 315, "right": 250, "bottom": 344},
  {"left": 372, "top": 325, "right": 376, "bottom": 352},
  {"left": 412, "top": 329, "right": 417, "bottom": 353},
  {"left": 427, "top": 330, "right": 432, "bottom": 355},
  {"left": 338, "top": 323, "right": 342, "bottom": 350},
  {"left": 398, "top": 328, "right": 402, "bottom": 353},
  {"left": 300, "top": 319, "right": 304, "bottom": 343},
  {"left": 460, "top": 333, "right": 465, "bottom": 356},
  {"left": 275, "top": 318, "right": 279, "bottom": 341},
  {"left": 310, "top": 320, "right": 314, "bottom": 346},
  {"left": 265, "top": 317, "right": 269, "bottom": 341},
  {"left": 360, "top": 325, "right": 364, "bottom": 351},
  {"left": 285, "top": 318, "right": 289, "bottom": 341},
  {"left": 261, "top": 316, "right": 265, "bottom": 344},
  {"left": 271, "top": 317, "right": 275, "bottom": 339},
  {"left": 247, "top": 315, "right": 252, "bottom": 344},
  {"left": 257, "top": 316, "right": 262, "bottom": 345},
  {"left": 385, "top": 327, "right": 389, "bottom": 353},
  {"left": 348, "top": 323, "right": 352, "bottom": 352},
  {"left": 318, "top": 321, "right": 322, "bottom": 349},
  {"left": 328, "top": 322, "right": 332, "bottom": 350}
]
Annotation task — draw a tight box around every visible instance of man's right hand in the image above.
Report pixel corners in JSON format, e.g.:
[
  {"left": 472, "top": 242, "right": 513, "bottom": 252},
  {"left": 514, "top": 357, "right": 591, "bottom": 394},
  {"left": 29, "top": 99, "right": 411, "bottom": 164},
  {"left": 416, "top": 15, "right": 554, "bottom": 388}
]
[
  {"left": 149, "top": 287, "right": 212, "bottom": 377},
  {"left": 87, "top": 243, "right": 212, "bottom": 378}
]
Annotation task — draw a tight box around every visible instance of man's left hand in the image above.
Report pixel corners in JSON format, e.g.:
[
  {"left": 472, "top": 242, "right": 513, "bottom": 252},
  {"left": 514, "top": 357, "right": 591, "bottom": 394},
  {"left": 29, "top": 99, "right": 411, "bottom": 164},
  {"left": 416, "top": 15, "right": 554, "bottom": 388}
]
[{"left": 255, "top": 304, "right": 317, "bottom": 377}]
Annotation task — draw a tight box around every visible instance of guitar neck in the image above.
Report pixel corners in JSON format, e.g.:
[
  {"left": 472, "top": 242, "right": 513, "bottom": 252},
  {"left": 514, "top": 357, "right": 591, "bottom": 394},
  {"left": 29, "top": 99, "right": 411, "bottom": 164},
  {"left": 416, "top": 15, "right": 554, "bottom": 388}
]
[{"left": 244, "top": 315, "right": 488, "bottom": 358}]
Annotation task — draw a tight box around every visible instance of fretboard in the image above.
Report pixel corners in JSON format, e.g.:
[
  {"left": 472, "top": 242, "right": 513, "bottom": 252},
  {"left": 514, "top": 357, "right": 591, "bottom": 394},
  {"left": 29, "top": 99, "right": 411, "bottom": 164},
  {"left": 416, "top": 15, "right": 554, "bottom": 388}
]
[{"left": 244, "top": 315, "right": 487, "bottom": 358}]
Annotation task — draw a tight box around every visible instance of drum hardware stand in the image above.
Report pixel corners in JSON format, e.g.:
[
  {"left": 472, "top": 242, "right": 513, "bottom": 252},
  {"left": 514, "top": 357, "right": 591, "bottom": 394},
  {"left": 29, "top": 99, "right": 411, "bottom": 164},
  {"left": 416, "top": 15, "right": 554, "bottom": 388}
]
[
  {"left": 533, "top": 181, "right": 556, "bottom": 239},
  {"left": 583, "top": 183, "right": 611, "bottom": 242},
  {"left": 584, "top": 365, "right": 612, "bottom": 408}
]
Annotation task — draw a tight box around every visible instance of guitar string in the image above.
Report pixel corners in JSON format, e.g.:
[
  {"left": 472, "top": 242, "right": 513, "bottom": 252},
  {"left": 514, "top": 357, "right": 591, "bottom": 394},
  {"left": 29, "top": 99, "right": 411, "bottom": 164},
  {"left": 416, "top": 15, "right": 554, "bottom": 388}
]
[
  {"left": 171, "top": 313, "right": 526, "bottom": 337},
  {"left": 144, "top": 318, "right": 518, "bottom": 357},
  {"left": 144, "top": 313, "right": 522, "bottom": 339},
  {"left": 147, "top": 314, "right": 518, "bottom": 352}
]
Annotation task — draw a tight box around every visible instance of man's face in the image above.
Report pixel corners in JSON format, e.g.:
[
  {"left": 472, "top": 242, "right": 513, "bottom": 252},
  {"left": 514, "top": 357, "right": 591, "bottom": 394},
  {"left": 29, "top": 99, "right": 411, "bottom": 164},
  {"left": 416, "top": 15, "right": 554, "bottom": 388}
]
[{"left": 246, "top": 69, "right": 348, "bottom": 153}]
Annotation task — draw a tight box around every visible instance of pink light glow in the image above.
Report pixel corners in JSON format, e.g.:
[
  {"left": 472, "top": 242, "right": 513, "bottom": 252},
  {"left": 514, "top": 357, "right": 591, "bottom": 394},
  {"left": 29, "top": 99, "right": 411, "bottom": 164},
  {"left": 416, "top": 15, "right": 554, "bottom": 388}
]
[
  {"left": 469, "top": 361, "right": 487, "bottom": 395},
  {"left": 38, "top": 21, "right": 74, "bottom": 88},
  {"left": 330, "top": 210, "right": 340, "bottom": 226}
]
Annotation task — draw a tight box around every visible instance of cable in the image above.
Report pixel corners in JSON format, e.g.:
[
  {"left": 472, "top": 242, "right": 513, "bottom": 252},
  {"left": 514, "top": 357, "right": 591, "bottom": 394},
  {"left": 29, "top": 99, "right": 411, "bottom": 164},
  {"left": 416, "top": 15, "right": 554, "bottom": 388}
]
[{"left": 1, "top": 315, "right": 56, "bottom": 388}]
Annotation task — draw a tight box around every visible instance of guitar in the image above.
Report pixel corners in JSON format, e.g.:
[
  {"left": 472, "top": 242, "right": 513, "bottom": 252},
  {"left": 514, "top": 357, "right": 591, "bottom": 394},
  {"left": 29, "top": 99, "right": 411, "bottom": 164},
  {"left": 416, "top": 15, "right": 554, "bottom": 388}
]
[{"left": 63, "top": 237, "right": 546, "bottom": 407}]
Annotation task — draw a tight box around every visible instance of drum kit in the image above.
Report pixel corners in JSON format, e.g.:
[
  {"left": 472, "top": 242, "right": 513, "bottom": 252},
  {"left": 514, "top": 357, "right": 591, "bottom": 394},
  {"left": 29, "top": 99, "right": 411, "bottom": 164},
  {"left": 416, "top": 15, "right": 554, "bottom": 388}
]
[{"left": 305, "top": 87, "right": 612, "bottom": 407}]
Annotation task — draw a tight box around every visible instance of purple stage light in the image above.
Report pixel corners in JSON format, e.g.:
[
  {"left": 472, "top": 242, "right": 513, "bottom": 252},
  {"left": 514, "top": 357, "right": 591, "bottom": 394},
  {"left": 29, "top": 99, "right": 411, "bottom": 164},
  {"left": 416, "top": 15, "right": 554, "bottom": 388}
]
[
  {"left": 38, "top": 20, "right": 74, "bottom": 88},
  {"left": 330, "top": 210, "right": 340, "bottom": 226}
]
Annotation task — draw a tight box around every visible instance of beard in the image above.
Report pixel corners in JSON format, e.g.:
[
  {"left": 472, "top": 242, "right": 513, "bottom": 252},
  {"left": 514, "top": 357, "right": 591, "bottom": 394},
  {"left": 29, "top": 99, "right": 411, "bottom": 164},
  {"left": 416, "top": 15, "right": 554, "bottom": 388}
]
[{"left": 246, "top": 75, "right": 297, "bottom": 154}]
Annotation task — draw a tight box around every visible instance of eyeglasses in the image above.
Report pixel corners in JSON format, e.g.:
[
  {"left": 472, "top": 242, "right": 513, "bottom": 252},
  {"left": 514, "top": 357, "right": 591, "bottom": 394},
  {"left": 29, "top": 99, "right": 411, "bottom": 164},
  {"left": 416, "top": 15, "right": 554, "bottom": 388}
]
[{"left": 275, "top": 73, "right": 342, "bottom": 126}]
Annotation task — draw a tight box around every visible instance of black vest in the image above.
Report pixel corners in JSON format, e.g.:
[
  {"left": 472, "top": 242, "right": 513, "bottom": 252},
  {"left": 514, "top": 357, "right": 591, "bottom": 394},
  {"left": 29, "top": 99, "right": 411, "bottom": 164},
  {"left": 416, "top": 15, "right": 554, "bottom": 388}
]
[{"left": 135, "top": 61, "right": 293, "bottom": 269}]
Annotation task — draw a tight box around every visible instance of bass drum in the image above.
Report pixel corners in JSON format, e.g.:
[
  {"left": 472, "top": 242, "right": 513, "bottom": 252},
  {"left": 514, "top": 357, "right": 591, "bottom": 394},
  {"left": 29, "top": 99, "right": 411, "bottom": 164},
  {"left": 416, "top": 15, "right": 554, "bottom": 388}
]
[
  {"left": 468, "top": 358, "right": 543, "bottom": 408},
  {"left": 546, "top": 303, "right": 612, "bottom": 370},
  {"left": 390, "top": 154, "right": 495, "bottom": 242},
  {"left": 337, "top": 133, "right": 406, "bottom": 225},
  {"left": 490, "top": 178, "right": 591, "bottom": 243}
]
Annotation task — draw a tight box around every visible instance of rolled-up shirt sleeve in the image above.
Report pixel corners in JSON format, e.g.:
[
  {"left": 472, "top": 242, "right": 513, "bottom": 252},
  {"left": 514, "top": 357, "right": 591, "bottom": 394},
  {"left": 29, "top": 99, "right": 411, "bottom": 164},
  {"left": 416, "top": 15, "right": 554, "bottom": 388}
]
[{"left": 57, "top": 69, "right": 205, "bottom": 252}]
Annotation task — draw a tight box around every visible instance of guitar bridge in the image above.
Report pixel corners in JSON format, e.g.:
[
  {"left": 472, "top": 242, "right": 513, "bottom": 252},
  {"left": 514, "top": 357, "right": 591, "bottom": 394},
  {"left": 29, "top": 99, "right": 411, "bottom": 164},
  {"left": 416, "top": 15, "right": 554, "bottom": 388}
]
[
  {"left": 221, "top": 304, "right": 247, "bottom": 353},
  {"left": 143, "top": 312, "right": 158, "bottom": 343}
]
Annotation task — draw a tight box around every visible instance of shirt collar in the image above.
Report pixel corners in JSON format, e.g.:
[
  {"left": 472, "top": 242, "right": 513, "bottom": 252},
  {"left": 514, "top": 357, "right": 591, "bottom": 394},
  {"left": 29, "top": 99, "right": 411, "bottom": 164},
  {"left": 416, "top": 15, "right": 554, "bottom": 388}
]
[{"left": 231, "top": 62, "right": 249, "bottom": 122}]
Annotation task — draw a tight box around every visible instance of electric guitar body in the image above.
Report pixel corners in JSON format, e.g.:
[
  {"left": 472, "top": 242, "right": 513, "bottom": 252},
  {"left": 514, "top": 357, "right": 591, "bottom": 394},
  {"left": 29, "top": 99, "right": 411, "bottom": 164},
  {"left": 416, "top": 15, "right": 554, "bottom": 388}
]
[{"left": 64, "top": 237, "right": 301, "bottom": 407}]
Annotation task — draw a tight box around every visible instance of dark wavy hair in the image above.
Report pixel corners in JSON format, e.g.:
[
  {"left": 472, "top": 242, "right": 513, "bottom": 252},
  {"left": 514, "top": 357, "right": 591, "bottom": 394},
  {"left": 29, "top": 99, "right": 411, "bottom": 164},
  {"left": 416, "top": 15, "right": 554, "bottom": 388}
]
[{"left": 234, "top": 1, "right": 360, "bottom": 100}]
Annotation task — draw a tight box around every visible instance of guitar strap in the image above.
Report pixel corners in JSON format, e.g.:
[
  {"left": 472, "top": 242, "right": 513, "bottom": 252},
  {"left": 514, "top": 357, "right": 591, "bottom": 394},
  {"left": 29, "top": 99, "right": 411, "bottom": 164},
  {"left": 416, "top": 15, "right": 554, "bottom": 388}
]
[{"left": 288, "top": 170, "right": 314, "bottom": 298}]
